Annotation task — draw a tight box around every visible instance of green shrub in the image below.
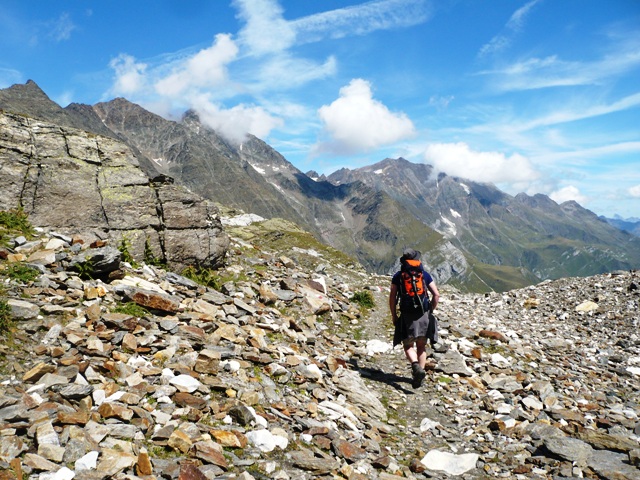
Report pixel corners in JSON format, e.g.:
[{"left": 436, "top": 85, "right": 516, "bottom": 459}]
[
  {"left": 144, "top": 238, "right": 165, "bottom": 267},
  {"left": 182, "top": 265, "right": 221, "bottom": 289},
  {"left": 0, "top": 300, "right": 13, "bottom": 337},
  {"left": 0, "top": 208, "right": 34, "bottom": 235},
  {"left": 0, "top": 207, "right": 35, "bottom": 247},
  {"left": 118, "top": 236, "right": 137, "bottom": 267},
  {"left": 74, "top": 258, "right": 95, "bottom": 280},
  {"left": 351, "top": 290, "right": 375, "bottom": 309}
]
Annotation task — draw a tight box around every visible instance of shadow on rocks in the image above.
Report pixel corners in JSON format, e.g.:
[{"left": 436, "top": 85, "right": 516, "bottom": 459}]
[{"left": 347, "top": 359, "right": 415, "bottom": 394}]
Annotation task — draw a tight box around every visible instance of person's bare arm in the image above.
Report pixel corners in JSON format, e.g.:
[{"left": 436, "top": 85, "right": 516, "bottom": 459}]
[
  {"left": 389, "top": 283, "right": 399, "bottom": 325},
  {"left": 427, "top": 281, "right": 440, "bottom": 311}
]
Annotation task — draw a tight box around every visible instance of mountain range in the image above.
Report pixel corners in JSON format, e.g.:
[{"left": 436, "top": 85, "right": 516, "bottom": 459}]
[
  {"left": 602, "top": 215, "right": 640, "bottom": 237},
  {"left": 1, "top": 80, "right": 639, "bottom": 292}
]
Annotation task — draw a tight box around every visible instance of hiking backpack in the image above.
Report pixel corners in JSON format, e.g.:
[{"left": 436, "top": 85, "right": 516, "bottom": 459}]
[{"left": 399, "top": 258, "right": 427, "bottom": 313}]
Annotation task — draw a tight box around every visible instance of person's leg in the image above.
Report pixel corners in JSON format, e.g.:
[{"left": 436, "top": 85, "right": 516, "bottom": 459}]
[
  {"left": 404, "top": 338, "right": 426, "bottom": 388},
  {"left": 403, "top": 339, "right": 418, "bottom": 364},
  {"left": 415, "top": 337, "right": 427, "bottom": 369}
]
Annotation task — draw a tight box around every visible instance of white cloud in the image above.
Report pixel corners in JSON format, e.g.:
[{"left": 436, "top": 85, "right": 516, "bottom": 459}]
[
  {"left": 193, "top": 94, "right": 284, "bottom": 144},
  {"left": 109, "top": 54, "right": 148, "bottom": 96},
  {"left": 423, "top": 142, "right": 539, "bottom": 184},
  {"left": 316, "top": 79, "right": 415, "bottom": 154},
  {"left": 0, "top": 68, "right": 23, "bottom": 88},
  {"left": 629, "top": 185, "right": 640, "bottom": 198},
  {"left": 155, "top": 34, "right": 238, "bottom": 97},
  {"left": 55, "top": 91, "right": 74, "bottom": 108},
  {"left": 549, "top": 185, "right": 588, "bottom": 205},
  {"left": 103, "top": 0, "right": 432, "bottom": 146},
  {"left": 234, "top": 0, "right": 297, "bottom": 55}
]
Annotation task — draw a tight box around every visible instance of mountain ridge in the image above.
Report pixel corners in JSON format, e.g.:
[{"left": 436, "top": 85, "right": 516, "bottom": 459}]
[{"left": 1, "top": 80, "right": 638, "bottom": 292}]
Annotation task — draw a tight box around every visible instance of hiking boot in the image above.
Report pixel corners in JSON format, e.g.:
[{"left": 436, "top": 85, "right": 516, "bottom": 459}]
[{"left": 411, "top": 363, "right": 426, "bottom": 389}]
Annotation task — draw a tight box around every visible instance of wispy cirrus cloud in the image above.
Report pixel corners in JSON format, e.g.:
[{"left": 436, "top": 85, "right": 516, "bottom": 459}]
[
  {"left": 478, "top": 0, "right": 541, "bottom": 57},
  {"left": 466, "top": 92, "right": 640, "bottom": 142},
  {"left": 47, "top": 12, "right": 76, "bottom": 42},
  {"left": 291, "top": 0, "right": 432, "bottom": 43},
  {"left": 520, "top": 92, "right": 640, "bottom": 131},
  {"left": 479, "top": 30, "right": 640, "bottom": 92}
]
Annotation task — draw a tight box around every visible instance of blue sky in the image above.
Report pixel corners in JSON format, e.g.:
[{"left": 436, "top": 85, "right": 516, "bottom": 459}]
[{"left": 1, "top": 0, "right": 639, "bottom": 219}]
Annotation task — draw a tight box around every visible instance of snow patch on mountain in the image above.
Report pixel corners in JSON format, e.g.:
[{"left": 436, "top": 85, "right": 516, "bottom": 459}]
[{"left": 251, "top": 164, "right": 265, "bottom": 174}]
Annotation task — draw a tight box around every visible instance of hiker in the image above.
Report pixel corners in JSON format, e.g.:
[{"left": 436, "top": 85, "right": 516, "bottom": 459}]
[{"left": 389, "top": 248, "right": 440, "bottom": 388}]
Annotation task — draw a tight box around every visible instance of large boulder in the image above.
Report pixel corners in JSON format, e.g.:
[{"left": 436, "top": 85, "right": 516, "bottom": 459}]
[{"left": 0, "top": 112, "right": 229, "bottom": 270}]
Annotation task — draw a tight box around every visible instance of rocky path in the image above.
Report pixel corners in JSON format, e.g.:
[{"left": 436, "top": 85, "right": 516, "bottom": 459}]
[
  {"left": 0, "top": 223, "right": 639, "bottom": 480},
  {"left": 353, "top": 275, "right": 640, "bottom": 479}
]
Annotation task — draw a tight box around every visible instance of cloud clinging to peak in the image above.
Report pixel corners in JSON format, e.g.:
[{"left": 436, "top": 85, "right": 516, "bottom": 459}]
[
  {"left": 424, "top": 142, "right": 539, "bottom": 185},
  {"left": 109, "top": 54, "right": 148, "bottom": 96},
  {"left": 550, "top": 185, "right": 588, "bottom": 205}
]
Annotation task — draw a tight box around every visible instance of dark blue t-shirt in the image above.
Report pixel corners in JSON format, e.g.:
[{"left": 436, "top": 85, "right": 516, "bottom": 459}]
[{"left": 392, "top": 266, "right": 433, "bottom": 319}]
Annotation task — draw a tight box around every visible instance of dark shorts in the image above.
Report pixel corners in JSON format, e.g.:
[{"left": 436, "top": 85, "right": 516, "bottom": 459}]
[{"left": 394, "top": 311, "right": 438, "bottom": 347}]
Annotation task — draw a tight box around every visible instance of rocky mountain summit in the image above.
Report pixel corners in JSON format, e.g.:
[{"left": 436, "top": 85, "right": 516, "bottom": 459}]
[{"left": 1, "top": 213, "right": 639, "bottom": 480}]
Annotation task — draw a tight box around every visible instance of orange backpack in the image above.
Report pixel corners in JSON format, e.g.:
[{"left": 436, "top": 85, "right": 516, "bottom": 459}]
[{"left": 400, "top": 258, "right": 426, "bottom": 299}]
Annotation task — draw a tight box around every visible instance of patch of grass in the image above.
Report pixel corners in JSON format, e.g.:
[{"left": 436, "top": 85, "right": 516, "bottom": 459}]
[
  {"left": 351, "top": 290, "right": 375, "bottom": 309},
  {"left": 146, "top": 444, "right": 181, "bottom": 459},
  {"left": 483, "top": 343, "right": 507, "bottom": 355},
  {"left": 113, "top": 302, "right": 149, "bottom": 317},
  {"left": 181, "top": 265, "right": 247, "bottom": 291},
  {"left": 436, "top": 376, "right": 452, "bottom": 384},
  {"left": 352, "top": 326, "right": 365, "bottom": 341},
  {"left": 4, "top": 263, "right": 40, "bottom": 283}
]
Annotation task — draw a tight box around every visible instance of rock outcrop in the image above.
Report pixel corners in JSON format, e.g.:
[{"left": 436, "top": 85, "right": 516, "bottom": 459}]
[{"left": 0, "top": 111, "right": 229, "bottom": 271}]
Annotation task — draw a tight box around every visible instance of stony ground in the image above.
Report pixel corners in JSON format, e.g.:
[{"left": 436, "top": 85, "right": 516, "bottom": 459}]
[{"left": 0, "top": 218, "right": 639, "bottom": 480}]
